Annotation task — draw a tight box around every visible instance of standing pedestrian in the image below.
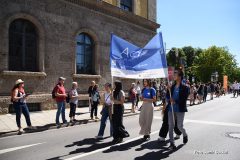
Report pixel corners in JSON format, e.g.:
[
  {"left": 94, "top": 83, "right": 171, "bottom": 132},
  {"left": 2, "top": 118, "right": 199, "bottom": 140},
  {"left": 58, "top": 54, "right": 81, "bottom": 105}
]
[
  {"left": 129, "top": 83, "right": 137, "bottom": 113},
  {"left": 167, "top": 69, "right": 188, "bottom": 150},
  {"left": 233, "top": 81, "right": 239, "bottom": 97},
  {"left": 69, "top": 82, "right": 78, "bottom": 123},
  {"left": 90, "top": 84, "right": 100, "bottom": 120},
  {"left": 11, "top": 79, "right": 33, "bottom": 132},
  {"left": 139, "top": 79, "right": 156, "bottom": 141},
  {"left": 88, "top": 81, "right": 96, "bottom": 112},
  {"left": 203, "top": 84, "right": 208, "bottom": 102},
  {"left": 197, "top": 84, "right": 204, "bottom": 104},
  {"left": 135, "top": 81, "right": 141, "bottom": 109},
  {"left": 96, "top": 83, "right": 113, "bottom": 139},
  {"left": 54, "top": 77, "right": 68, "bottom": 127},
  {"left": 112, "top": 81, "right": 129, "bottom": 144},
  {"left": 210, "top": 82, "right": 215, "bottom": 100},
  {"left": 189, "top": 85, "right": 194, "bottom": 106}
]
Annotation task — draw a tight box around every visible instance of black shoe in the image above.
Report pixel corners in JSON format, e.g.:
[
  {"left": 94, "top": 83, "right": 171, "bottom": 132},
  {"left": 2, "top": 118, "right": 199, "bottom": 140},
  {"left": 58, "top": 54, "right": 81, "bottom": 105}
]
[
  {"left": 168, "top": 143, "right": 176, "bottom": 150},
  {"left": 183, "top": 136, "right": 188, "bottom": 144},
  {"left": 116, "top": 138, "right": 123, "bottom": 144},
  {"left": 112, "top": 138, "right": 118, "bottom": 143},
  {"left": 143, "top": 135, "right": 150, "bottom": 141}
]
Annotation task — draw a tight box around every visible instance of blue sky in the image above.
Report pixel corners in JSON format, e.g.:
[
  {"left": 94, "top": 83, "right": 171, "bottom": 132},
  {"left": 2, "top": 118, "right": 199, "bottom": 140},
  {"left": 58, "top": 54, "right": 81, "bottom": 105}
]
[{"left": 157, "top": 0, "right": 240, "bottom": 66}]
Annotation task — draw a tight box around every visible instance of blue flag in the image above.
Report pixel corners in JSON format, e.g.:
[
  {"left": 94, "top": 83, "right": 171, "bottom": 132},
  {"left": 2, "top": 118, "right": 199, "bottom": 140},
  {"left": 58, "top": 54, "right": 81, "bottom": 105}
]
[{"left": 110, "top": 32, "right": 168, "bottom": 79}]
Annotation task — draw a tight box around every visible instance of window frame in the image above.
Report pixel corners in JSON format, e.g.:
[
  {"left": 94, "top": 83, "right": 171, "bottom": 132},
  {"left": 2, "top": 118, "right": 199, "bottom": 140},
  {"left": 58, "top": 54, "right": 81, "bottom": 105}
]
[
  {"left": 120, "top": 0, "right": 133, "bottom": 12},
  {"left": 8, "top": 18, "right": 38, "bottom": 72},
  {"left": 76, "top": 33, "right": 94, "bottom": 75}
]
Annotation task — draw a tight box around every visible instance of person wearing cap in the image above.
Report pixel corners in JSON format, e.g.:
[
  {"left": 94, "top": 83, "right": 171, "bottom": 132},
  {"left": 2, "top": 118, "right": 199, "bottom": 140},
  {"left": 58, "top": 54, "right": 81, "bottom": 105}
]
[
  {"left": 54, "top": 77, "right": 68, "bottom": 127},
  {"left": 11, "top": 79, "right": 33, "bottom": 132},
  {"left": 167, "top": 69, "right": 189, "bottom": 150},
  {"left": 69, "top": 82, "right": 79, "bottom": 123}
]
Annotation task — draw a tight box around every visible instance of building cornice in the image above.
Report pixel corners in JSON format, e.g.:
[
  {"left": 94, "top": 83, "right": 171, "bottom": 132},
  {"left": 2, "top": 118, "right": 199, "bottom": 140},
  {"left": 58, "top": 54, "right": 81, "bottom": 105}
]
[{"left": 64, "top": 0, "right": 160, "bottom": 31}]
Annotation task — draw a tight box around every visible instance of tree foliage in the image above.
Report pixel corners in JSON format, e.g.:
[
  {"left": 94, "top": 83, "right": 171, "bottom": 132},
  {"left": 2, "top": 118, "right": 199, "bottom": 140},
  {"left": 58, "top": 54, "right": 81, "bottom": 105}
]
[{"left": 166, "top": 45, "right": 239, "bottom": 83}]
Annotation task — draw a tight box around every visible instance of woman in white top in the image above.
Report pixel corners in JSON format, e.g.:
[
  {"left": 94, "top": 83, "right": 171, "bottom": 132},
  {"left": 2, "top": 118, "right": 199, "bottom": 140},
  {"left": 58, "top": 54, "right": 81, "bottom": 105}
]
[
  {"left": 69, "top": 82, "right": 78, "bottom": 123},
  {"left": 96, "top": 83, "right": 113, "bottom": 139}
]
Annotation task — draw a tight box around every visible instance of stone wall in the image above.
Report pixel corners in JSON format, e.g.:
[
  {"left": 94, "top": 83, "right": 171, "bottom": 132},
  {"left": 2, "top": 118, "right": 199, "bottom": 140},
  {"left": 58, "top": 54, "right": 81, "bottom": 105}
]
[{"left": 0, "top": 0, "right": 159, "bottom": 114}]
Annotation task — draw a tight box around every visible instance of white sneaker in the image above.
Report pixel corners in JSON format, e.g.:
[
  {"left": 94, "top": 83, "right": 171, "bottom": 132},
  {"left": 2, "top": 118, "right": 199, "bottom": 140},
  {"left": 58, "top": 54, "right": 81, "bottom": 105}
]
[
  {"left": 95, "top": 135, "right": 103, "bottom": 139},
  {"left": 18, "top": 128, "right": 23, "bottom": 132},
  {"left": 158, "top": 137, "right": 165, "bottom": 142}
]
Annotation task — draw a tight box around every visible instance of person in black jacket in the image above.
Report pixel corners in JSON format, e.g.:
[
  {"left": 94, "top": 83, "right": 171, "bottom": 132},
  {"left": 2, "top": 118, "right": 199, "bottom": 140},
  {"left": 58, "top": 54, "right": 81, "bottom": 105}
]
[{"left": 167, "top": 69, "right": 189, "bottom": 150}]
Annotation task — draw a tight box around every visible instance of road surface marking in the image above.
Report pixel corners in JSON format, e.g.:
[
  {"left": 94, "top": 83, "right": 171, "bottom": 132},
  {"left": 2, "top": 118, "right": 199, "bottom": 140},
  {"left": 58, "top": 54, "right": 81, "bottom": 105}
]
[
  {"left": 64, "top": 131, "right": 159, "bottom": 160},
  {"left": 154, "top": 116, "right": 240, "bottom": 127},
  {"left": 0, "top": 143, "right": 44, "bottom": 155},
  {"left": 185, "top": 119, "right": 240, "bottom": 127}
]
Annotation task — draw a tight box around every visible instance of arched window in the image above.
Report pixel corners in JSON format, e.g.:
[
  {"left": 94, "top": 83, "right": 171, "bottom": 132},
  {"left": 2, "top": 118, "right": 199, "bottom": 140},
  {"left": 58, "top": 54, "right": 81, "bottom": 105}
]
[
  {"left": 76, "top": 33, "right": 94, "bottom": 74},
  {"left": 9, "top": 19, "right": 38, "bottom": 72},
  {"left": 120, "top": 0, "right": 133, "bottom": 12}
]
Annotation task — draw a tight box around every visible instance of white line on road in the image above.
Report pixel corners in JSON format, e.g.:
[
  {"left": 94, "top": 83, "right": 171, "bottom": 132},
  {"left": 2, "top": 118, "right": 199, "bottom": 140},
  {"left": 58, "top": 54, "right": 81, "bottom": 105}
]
[
  {"left": 0, "top": 143, "right": 44, "bottom": 155},
  {"left": 64, "top": 131, "right": 159, "bottom": 160},
  {"left": 185, "top": 119, "right": 240, "bottom": 127},
  {"left": 154, "top": 116, "right": 240, "bottom": 127}
]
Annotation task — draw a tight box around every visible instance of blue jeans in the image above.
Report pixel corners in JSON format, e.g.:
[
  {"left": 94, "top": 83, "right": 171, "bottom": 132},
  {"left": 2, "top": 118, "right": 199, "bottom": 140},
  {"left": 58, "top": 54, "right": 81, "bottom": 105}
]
[
  {"left": 13, "top": 102, "right": 32, "bottom": 128},
  {"left": 98, "top": 106, "right": 113, "bottom": 136},
  {"left": 56, "top": 101, "right": 67, "bottom": 124}
]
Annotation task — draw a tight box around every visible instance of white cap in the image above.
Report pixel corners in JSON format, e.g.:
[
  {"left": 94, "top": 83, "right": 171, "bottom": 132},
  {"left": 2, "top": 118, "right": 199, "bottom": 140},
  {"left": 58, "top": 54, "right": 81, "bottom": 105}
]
[
  {"left": 15, "top": 79, "right": 24, "bottom": 85},
  {"left": 59, "top": 77, "right": 66, "bottom": 81}
]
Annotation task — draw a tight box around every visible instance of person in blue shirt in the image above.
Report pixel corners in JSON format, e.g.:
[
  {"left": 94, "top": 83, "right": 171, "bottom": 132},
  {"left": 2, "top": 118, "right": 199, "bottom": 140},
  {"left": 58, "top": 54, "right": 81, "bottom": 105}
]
[
  {"left": 139, "top": 79, "right": 156, "bottom": 141},
  {"left": 167, "top": 69, "right": 189, "bottom": 150}
]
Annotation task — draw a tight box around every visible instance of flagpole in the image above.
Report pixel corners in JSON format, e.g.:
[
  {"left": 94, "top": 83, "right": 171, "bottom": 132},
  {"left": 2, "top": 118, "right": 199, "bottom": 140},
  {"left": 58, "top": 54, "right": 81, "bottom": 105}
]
[
  {"left": 164, "top": 42, "right": 175, "bottom": 126},
  {"left": 111, "top": 75, "right": 114, "bottom": 115}
]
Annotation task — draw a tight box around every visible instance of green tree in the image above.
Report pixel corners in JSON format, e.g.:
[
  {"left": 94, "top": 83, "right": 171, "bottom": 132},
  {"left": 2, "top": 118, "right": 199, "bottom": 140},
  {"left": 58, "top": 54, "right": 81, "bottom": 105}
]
[
  {"left": 166, "top": 47, "right": 186, "bottom": 68},
  {"left": 192, "top": 46, "right": 237, "bottom": 83}
]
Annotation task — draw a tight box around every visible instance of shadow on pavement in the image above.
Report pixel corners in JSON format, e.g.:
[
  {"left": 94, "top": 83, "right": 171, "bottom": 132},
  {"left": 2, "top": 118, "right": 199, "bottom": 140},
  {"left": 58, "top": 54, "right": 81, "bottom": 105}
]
[
  {"left": 103, "top": 138, "right": 145, "bottom": 153},
  {"left": 134, "top": 140, "right": 185, "bottom": 160}
]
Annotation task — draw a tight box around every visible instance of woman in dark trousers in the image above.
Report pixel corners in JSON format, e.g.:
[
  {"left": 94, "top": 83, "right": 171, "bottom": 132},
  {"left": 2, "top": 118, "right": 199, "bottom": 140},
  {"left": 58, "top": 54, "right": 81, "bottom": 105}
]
[
  {"left": 203, "top": 84, "right": 208, "bottom": 102},
  {"left": 11, "top": 79, "right": 33, "bottom": 133},
  {"left": 112, "top": 81, "right": 129, "bottom": 144},
  {"left": 90, "top": 85, "right": 100, "bottom": 120},
  {"left": 158, "top": 100, "right": 182, "bottom": 142}
]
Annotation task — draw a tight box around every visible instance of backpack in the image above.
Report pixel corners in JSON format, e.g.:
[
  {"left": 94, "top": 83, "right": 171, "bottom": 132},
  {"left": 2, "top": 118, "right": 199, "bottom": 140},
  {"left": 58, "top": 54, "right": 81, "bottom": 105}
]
[
  {"left": 66, "top": 92, "right": 70, "bottom": 103},
  {"left": 52, "top": 85, "right": 57, "bottom": 99}
]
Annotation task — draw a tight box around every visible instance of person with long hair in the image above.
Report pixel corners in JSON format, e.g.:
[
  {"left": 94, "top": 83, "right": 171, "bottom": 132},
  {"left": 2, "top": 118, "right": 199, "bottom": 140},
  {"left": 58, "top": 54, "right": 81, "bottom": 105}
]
[
  {"left": 112, "top": 80, "right": 129, "bottom": 144},
  {"left": 139, "top": 79, "right": 156, "bottom": 141},
  {"left": 11, "top": 79, "right": 32, "bottom": 132},
  {"left": 167, "top": 69, "right": 189, "bottom": 150}
]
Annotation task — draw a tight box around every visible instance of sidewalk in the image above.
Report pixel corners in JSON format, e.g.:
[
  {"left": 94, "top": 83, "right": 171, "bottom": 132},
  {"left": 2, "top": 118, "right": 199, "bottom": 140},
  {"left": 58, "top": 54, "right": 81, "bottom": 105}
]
[{"left": 0, "top": 102, "right": 162, "bottom": 137}]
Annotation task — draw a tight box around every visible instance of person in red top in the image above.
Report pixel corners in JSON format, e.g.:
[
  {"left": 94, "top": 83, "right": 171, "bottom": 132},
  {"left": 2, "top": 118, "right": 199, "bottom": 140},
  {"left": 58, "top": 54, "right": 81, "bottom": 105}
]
[{"left": 54, "top": 77, "right": 68, "bottom": 127}]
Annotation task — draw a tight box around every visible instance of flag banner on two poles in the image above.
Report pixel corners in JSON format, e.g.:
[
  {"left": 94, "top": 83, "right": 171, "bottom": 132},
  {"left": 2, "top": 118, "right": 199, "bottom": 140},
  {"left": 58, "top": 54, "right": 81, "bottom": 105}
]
[{"left": 110, "top": 32, "right": 168, "bottom": 79}]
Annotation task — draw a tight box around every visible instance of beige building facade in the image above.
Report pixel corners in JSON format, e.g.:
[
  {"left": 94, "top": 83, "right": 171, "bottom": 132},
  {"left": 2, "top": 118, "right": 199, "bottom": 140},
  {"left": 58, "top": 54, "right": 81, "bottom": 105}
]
[{"left": 0, "top": 0, "right": 159, "bottom": 114}]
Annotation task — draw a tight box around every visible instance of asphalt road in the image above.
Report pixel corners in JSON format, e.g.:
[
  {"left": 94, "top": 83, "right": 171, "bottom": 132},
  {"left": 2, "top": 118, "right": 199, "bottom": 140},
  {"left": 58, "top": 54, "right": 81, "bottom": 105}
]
[{"left": 0, "top": 94, "right": 240, "bottom": 160}]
